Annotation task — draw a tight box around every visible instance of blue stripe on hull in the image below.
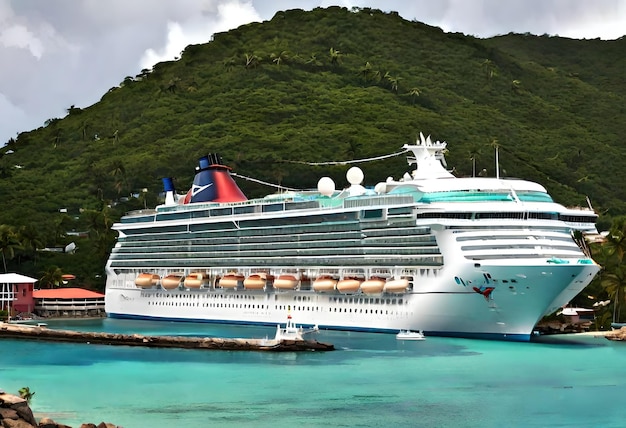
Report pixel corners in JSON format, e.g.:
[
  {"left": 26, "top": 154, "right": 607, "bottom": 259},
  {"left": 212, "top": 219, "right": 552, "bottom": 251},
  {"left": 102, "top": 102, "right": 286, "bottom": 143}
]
[{"left": 106, "top": 313, "right": 531, "bottom": 342}]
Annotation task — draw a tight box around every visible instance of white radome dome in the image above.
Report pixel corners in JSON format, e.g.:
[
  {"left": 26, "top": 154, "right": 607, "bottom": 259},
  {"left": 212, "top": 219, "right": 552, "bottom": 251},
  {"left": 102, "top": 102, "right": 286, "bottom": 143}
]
[
  {"left": 317, "top": 177, "right": 335, "bottom": 196},
  {"left": 346, "top": 166, "right": 364, "bottom": 185}
]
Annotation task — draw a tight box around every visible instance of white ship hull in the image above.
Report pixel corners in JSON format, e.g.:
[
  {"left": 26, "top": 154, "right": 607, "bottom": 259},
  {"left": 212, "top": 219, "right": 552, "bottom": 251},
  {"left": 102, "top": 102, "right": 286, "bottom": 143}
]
[{"left": 105, "top": 260, "right": 598, "bottom": 341}]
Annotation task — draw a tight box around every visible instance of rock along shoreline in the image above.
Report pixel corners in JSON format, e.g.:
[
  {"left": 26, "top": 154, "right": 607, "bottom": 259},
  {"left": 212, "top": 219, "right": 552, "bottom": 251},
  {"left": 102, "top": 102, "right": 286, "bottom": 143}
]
[
  {"left": 0, "top": 322, "right": 334, "bottom": 352},
  {"left": 1, "top": 388, "right": 119, "bottom": 428}
]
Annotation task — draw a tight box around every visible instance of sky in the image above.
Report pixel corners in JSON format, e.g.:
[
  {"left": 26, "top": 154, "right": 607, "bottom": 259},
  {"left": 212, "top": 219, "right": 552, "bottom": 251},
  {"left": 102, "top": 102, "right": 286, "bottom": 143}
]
[{"left": 1, "top": 0, "right": 625, "bottom": 145}]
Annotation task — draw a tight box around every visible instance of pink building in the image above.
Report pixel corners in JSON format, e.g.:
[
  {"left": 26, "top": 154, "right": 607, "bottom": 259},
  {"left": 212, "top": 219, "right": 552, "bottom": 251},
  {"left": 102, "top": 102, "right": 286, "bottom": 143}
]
[{"left": 0, "top": 273, "right": 38, "bottom": 316}]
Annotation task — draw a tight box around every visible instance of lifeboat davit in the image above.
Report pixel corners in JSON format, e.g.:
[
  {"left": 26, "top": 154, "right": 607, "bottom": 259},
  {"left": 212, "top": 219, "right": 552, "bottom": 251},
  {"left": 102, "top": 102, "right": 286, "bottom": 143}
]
[
  {"left": 336, "top": 278, "right": 362, "bottom": 293},
  {"left": 273, "top": 274, "right": 299, "bottom": 290},
  {"left": 360, "top": 278, "right": 385, "bottom": 294},
  {"left": 313, "top": 276, "right": 337, "bottom": 292},
  {"left": 244, "top": 273, "right": 267, "bottom": 290},
  {"left": 184, "top": 273, "right": 205, "bottom": 289},
  {"left": 162, "top": 274, "right": 184, "bottom": 290},
  {"left": 219, "top": 273, "right": 242, "bottom": 288},
  {"left": 135, "top": 273, "right": 160, "bottom": 288},
  {"left": 384, "top": 278, "right": 409, "bottom": 293}
]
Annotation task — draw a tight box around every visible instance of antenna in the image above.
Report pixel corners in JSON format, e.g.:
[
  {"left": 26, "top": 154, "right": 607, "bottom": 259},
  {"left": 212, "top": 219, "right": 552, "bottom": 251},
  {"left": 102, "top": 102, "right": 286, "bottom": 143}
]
[{"left": 490, "top": 139, "right": 500, "bottom": 179}]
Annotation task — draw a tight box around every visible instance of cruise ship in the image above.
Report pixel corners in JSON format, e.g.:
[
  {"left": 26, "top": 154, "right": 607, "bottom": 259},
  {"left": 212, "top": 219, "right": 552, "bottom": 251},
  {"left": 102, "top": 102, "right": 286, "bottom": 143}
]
[{"left": 104, "top": 133, "right": 600, "bottom": 341}]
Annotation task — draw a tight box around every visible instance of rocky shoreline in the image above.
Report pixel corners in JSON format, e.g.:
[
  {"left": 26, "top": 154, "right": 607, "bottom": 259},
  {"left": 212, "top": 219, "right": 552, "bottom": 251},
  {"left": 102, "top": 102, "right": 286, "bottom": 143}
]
[
  {"left": 0, "top": 322, "right": 334, "bottom": 352},
  {"left": 604, "top": 326, "right": 626, "bottom": 341},
  {"left": 0, "top": 389, "right": 119, "bottom": 428}
]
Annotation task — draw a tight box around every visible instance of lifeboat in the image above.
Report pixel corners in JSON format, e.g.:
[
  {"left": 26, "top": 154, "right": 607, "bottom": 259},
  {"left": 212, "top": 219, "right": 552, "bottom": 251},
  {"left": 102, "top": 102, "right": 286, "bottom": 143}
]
[
  {"left": 360, "top": 277, "right": 385, "bottom": 294},
  {"left": 135, "top": 273, "right": 160, "bottom": 288},
  {"left": 273, "top": 274, "right": 299, "bottom": 290},
  {"left": 184, "top": 273, "right": 205, "bottom": 289},
  {"left": 313, "top": 276, "right": 337, "bottom": 292},
  {"left": 218, "top": 272, "right": 242, "bottom": 289},
  {"left": 384, "top": 278, "right": 409, "bottom": 293},
  {"left": 337, "top": 278, "right": 362, "bottom": 293},
  {"left": 244, "top": 273, "right": 267, "bottom": 290},
  {"left": 161, "top": 274, "right": 184, "bottom": 290}
]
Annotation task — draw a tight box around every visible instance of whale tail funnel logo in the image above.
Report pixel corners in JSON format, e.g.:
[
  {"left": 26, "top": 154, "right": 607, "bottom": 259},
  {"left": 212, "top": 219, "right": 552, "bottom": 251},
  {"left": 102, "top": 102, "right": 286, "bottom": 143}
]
[{"left": 186, "top": 153, "right": 247, "bottom": 203}]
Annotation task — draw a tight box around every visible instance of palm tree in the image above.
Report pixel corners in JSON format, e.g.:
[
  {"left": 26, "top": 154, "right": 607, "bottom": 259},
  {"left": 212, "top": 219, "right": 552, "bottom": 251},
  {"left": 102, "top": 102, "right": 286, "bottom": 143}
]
[
  {"left": 18, "top": 225, "right": 44, "bottom": 266},
  {"left": 329, "top": 47, "right": 342, "bottom": 66},
  {"left": 81, "top": 120, "right": 89, "bottom": 141},
  {"left": 304, "top": 53, "right": 321, "bottom": 67},
  {"left": 468, "top": 146, "right": 482, "bottom": 177},
  {"left": 270, "top": 50, "right": 289, "bottom": 67},
  {"left": 511, "top": 79, "right": 522, "bottom": 93},
  {"left": 602, "top": 216, "right": 626, "bottom": 264},
  {"left": 18, "top": 387, "right": 35, "bottom": 403},
  {"left": 110, "top": 161, "right": 127, "bottom": 196},
  {"left": 222, "top": 56, "right": 238, "bottom": 72},
  {"left": 39, "top": 266, "right": 63, "bottom": 288},
  {"left": 0, "top": 225, "right": 22, "bottom": 273},
  {"left": 481, "top": 59, "right": 498, "bottom": 80},
  {"left": 360, "top": 62, "right": 373, "bottom": 82},
  {"left": 407, "top": 87, "right": 421, "bottom": 104},
  {"left": 601, "top": 266, "right": 626, "bottom": 324},
  {"left": 592, "top": 218, "right": 626, "bottom": 324},
  {"left": 387, "top": 75, "right": 402, "bottom": 93},
  {"left": 244, "top": 53, "right": 260, "bottom": 69}
]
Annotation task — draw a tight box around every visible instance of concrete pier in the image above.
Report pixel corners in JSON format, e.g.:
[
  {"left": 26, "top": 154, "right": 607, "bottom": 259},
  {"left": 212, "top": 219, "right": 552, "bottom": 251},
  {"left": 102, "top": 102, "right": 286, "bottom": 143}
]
[{"left": 0, "top": 322, "right": 334, "bottom": 352}]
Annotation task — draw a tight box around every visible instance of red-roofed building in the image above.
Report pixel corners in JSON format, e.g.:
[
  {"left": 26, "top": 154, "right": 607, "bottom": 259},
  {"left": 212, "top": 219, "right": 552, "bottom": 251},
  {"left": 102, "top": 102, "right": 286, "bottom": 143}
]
[{"left": 33, "top": 288, "right": 105, "bottom": 318}]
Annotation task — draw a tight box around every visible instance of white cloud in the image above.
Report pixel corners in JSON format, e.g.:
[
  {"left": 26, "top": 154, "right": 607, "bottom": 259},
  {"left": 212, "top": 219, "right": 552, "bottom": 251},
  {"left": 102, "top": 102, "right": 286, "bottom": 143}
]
[
  {"left": 140, "top": 0, "right": 262, "bottom": 69},
  {"left": 0, "top": 93, "right": 26, "bottom": 142},
  {"left": 0, "top": 24, "right": 43, "bottom": 58}
]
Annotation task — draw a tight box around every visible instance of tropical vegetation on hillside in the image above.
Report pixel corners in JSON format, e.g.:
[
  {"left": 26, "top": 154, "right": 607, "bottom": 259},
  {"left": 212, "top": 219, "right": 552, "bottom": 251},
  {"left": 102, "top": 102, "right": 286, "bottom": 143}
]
[{"left": 0, "top": 6, "right": 624, "bottom": 327}]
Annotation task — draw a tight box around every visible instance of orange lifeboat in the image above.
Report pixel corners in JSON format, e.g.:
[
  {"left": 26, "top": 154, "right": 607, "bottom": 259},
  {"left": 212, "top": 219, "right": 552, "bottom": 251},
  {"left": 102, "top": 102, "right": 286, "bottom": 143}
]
[
  {"left": 184, "top": 273, "right": 205, "bottom": 289},
  {"left": 162, "top": 274, "right": 184, "bottom": 290},
  {"left": 360, "top": 277, "right": 385, "bottom": 294},
  {"left": 218, "top": 272, "right": 242, "bottom": 289},
  {"left": 244, "top": 273, "right": 267, "bottom": 290},
  {"left": 135, "top": 273, "right": 160, "bottom": 288},
  {"left": 273, "top": 274, "right": 299, "bottom": 290},
  {"left": 313, "top": 276, "right": 337, "bottom": 292},
  {"left": 384, "top": 278, "right": 409, "bottom": 293},
  {"left": 337, "top": 278, "right": 362, "bottom": 293}
]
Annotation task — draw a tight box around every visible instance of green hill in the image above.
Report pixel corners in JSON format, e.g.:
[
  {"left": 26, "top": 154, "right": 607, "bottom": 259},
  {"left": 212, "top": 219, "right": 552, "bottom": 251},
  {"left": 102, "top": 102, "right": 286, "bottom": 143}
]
[{"left": 0, "top": 6, "right": 624, "bottom": 288}]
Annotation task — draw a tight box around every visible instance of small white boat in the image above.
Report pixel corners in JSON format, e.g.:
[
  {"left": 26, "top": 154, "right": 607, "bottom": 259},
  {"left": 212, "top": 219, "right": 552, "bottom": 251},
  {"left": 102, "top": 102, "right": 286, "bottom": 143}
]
[
  {"left": 274, "top": 314, "right": 319, "bottom": 341},
  {"left": 396, "top": 329, "right": 425, "bottom": 341}
]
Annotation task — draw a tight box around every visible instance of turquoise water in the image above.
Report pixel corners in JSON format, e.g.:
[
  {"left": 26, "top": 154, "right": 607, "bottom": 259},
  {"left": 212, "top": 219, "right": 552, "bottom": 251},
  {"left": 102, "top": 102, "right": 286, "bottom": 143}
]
[{"left": 2, "top": 319, "right": 626, "bottom": 427}]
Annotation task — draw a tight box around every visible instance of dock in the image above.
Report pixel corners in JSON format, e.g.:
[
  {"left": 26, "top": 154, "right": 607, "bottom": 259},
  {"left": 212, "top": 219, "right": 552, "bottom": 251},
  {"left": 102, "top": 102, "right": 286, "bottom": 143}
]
[{"left": 0, "top": 322, "right": 334, "bottom": 352}]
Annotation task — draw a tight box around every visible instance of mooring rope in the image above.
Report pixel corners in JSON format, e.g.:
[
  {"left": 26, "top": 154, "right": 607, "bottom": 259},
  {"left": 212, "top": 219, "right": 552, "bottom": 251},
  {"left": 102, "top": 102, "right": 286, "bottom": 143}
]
[
  {"left": 283, "top": 148, "right": 409, "bottom": 166},
  {"left": 230, "top": 172, "right": 302, "bottom": 192},
  {"left": 231, "top": 148, "right": 409, "bottom": 190}
]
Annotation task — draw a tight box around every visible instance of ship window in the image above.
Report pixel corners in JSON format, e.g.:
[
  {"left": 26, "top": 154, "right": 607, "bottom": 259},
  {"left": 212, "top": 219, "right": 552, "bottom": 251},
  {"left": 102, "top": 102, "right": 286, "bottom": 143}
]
[
  {"left": 263, "top": 204, "right": 284, "bottom": 213},
  {"left": 362, "top": 209, "right": 383, "bottom": 219},
  {"left": 156, "top": 212, "right": 192, "bottom": 221},
  {"left": 210, "top": 208, "right": 232, "bottom": 216},
  {"left": 234, "top": 206, "right": 256, "bottom": 215},
  {"left": 389, "top": 207, "right": 413, "bottom": 216},
  {"left": 191, "top": 210, "right": 211, "bottom": 218}
]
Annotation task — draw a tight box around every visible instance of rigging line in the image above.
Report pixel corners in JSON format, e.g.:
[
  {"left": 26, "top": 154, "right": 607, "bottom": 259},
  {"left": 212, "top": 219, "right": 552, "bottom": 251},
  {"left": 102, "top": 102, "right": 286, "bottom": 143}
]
[
  {"left": 283, "top": 148, "right": 410, "bottom": 166},
  {"left": 231, "top": 172, "right": 302, "bottom": 192}
]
